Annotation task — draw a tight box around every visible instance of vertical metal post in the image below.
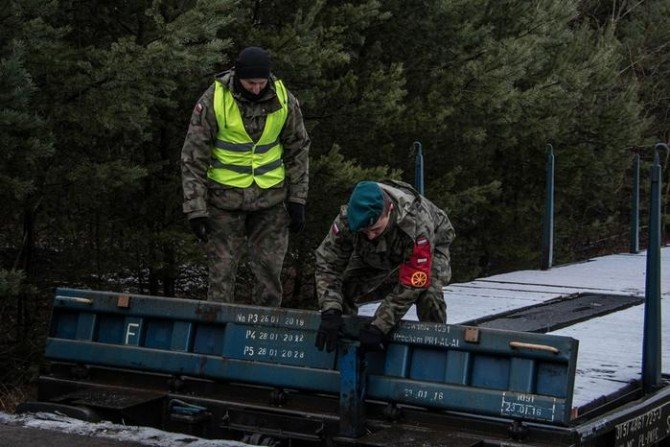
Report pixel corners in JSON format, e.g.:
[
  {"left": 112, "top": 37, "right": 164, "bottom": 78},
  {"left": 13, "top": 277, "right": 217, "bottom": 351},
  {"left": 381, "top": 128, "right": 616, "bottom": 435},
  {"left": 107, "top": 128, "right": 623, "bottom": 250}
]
[
  {"left": 338, "top": 343, "right": 365, "bottom": 437},
  {"left": 541, "top": 144, "right": 555, "bottom": 270},
  {"left": 414, "top": 141, "right": 424, "bottom": 195},
  {"left": 630, "top": 153, "right": 640, "bottom": 253},
  {"left": 642, "top": 144, "right": 665, "bottom": 393}
]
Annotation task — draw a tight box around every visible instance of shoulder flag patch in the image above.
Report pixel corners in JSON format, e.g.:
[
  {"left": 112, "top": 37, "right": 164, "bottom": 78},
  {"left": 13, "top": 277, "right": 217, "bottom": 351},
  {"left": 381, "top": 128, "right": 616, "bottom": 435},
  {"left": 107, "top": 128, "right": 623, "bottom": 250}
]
[{"left": 399, "top": 235, "right": 432, "bottom": 288}]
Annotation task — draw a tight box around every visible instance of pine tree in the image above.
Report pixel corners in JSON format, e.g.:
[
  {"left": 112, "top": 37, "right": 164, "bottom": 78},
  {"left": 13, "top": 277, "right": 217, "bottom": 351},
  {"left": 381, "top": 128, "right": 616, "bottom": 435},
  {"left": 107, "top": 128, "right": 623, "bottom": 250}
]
[
  {"left": 342, "top": 0, "right": 648, "bottom": 275},
  {"left": 19, "top": 0, "right": 236, "bottom": 294}
]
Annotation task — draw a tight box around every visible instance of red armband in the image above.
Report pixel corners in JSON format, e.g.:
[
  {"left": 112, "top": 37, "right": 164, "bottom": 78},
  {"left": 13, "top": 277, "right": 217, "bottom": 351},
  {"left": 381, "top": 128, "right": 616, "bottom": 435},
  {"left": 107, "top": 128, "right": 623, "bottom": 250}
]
[{"left": 399, "top": 236, "right": 432, "bottom": 288}]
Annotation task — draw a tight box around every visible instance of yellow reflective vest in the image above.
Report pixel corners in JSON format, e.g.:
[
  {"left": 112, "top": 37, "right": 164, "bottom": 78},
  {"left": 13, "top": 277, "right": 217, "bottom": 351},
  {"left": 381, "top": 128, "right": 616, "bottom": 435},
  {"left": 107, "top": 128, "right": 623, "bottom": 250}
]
[{"left": 207, "top": 79, "right": 288, "bottom": 188}]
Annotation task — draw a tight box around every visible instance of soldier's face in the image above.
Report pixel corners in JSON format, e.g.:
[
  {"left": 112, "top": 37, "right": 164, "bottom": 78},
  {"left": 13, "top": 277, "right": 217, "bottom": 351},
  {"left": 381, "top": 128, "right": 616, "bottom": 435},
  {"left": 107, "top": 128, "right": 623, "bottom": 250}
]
[
  {"left": 239, "top": 78, "right": 268, "bottom": 95},
  {"left": 361, "top": 204, "right": 394, "bottom": 240}
]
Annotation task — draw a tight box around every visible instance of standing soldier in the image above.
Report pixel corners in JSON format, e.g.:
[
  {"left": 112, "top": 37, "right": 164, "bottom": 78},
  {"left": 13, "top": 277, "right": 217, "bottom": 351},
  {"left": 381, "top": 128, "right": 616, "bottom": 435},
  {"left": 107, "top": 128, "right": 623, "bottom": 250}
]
[
  {"left": 314, "top": 180, "right": 455, "bottom": 352},
  {"left": 181, "top": 46, "right": 310, "bottom": 305}
]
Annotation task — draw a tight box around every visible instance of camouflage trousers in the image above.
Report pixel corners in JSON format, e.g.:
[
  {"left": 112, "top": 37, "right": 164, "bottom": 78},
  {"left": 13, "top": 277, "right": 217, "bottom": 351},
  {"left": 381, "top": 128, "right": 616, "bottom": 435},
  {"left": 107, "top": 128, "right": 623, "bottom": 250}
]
[
  {"left": 340, "top": 249, "right": 450, "bottom": 326},
  {"left": 206, "top": 203, "right": 289, "bottom": 306}
]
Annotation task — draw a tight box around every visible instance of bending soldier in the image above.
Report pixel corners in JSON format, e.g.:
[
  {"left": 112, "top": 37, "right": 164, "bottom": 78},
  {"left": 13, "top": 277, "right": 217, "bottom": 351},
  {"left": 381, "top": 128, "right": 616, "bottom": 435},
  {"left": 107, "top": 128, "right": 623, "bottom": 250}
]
[
  {"left": 314, "top": 180, "right": 455, "bottom": 352},
  {"left": 181, "top": 46, "right": 310, "bottom": 305}
]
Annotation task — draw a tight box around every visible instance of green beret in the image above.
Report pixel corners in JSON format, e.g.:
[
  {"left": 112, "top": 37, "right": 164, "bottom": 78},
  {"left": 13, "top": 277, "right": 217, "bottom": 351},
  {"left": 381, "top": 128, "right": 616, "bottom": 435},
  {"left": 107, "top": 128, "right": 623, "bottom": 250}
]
[{"left": 347, "top": 181, "right": 384, "bottom": 231}]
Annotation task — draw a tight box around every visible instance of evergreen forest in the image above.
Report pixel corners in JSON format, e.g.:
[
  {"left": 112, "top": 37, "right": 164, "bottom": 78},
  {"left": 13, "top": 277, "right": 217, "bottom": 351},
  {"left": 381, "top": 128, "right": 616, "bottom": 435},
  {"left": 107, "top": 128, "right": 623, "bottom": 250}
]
[{"left": 0, "top": 0, "right": 668, "bottom": 406}]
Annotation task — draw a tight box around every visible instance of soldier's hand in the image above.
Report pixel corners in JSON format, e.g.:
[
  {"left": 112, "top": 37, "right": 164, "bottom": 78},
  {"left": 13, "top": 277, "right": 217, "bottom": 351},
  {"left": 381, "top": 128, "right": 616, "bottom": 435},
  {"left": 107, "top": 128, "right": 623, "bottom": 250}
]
[
  {"left": 315, "top": 309, "right": 342, "bottom": 352},
  {"left": 189, "top": 217, "right": 210, "bottom": 243},
  {"left": 359, "top": 324, "right": 387, "bottom": 352},
  {"left": 287, "top": 202, "right": 305, "bottom": 233}
]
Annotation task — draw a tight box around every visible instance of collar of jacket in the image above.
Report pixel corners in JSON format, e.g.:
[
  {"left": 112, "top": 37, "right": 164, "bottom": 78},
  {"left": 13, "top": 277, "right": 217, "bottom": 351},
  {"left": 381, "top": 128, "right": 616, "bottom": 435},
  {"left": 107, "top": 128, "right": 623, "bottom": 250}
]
[
  {"left": 379, "top": 182, "right": 421, "bottom": 240},
  {"left": 216, "top": 70, "right": 281, "bottom": 106}
]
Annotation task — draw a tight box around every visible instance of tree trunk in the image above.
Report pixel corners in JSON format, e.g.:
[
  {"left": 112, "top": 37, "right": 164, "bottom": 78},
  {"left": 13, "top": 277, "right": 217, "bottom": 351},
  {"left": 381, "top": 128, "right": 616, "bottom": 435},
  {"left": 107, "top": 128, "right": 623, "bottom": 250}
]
[
  {"left": 14, "top": 203, "right": 37, "bottom": 340},
  {"left": 162, "top": 243, "right": 176, "bottom": 297}
]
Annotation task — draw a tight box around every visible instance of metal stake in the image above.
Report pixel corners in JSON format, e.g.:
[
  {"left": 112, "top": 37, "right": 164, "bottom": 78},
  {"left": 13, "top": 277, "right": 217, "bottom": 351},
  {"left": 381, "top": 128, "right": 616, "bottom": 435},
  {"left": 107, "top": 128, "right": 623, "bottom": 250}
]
[{"left": 541, "top": 144, "right": 555, "bottom": 270}]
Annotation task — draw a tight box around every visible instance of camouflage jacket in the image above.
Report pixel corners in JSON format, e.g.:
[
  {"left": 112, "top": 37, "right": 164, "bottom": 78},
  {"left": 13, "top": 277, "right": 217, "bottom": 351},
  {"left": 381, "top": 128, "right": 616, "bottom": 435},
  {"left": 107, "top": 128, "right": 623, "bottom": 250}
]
[
  {"left": 315, "top": 180, "right": 455, "bottom": 333},
  {"left": 181, "top": 70, "right": 310, "bottom": 217}
]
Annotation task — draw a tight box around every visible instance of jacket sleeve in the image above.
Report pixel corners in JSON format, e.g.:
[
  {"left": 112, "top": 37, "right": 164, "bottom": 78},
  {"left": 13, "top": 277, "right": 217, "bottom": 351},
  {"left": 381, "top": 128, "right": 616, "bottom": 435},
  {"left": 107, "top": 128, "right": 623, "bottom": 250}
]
[
  {"left": 372, "top": 202, "right": 455, "bottom": 333},
  {"left": 280, "top": 91, "right": 310, "bottom": 205},
  {"left": 315, "top": 211, "right": 353, "bottom": 312},
  {"left": 433, "top": 206, "right": 455, "bottom": 282},
  {"left": 181, "top": 84, "right": 217, "bottom": 219}
]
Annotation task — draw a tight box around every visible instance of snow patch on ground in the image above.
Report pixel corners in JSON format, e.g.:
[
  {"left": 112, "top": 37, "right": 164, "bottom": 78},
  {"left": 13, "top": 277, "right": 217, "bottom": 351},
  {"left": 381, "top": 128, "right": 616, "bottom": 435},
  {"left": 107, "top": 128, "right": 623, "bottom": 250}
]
[{"left": 0, "top": 411, "right": 251, "bottom": 447}]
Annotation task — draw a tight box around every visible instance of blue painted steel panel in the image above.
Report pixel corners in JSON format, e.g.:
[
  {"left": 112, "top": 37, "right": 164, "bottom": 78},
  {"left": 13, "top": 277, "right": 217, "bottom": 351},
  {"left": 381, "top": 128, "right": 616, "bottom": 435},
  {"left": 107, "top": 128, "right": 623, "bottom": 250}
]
[
  {"left": 44, "top": 288, "right": 579, "bottom": 425},
  {"left": 445, "top": 351, "right": 470, "bottom": 385},
  {"left": 384, "top": 345, "right": 410, "bottom": 377},
  {"left": 509, "top": 358, "right": 535, "bottom": 393},
  {"left": 51, "top": 310, "right": 78, "bottom": 339},
  {"left": 95, "top": 314, "right": 124, "bottom": 344},
  {"left": 536, "top": 361, "right": 569, "bottom": 398},
  {"left": 471, "top": 355, "right": 510, "bottom": 390},
  {"left": 143, "top": 319, "right": 173, "bottom": 350},
  {"left": 192, "top": 323, "right": 225, "bottom": 355},
  {"left": 123, "top": 317, "right": 143, "bottom": 346},
  {"left": 409, "top": 347, "right": 448, "bottom": 382},
  {"left": 170, "top": 322, "right": 193, "bottom": 351},
  {"left": 74, "top": 313, "right": 96, "bottom": 341}
]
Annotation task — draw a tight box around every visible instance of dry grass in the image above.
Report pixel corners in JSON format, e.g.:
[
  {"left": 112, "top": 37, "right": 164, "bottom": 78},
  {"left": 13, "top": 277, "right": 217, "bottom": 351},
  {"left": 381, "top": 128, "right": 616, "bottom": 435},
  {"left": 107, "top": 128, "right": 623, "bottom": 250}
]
[{"left": 0, "top": 383, "right": 35, "bottom": 413}]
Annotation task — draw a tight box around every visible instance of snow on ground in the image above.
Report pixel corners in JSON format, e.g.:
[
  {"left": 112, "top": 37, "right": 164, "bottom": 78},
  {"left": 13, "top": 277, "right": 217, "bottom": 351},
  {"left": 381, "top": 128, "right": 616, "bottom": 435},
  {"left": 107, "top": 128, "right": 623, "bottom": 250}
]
[
  {"left": 0, "top": 411, "right": 251, "bottom": 447},
  {"left": 360, "top": 247, "right": 670, "bottom": 407}
]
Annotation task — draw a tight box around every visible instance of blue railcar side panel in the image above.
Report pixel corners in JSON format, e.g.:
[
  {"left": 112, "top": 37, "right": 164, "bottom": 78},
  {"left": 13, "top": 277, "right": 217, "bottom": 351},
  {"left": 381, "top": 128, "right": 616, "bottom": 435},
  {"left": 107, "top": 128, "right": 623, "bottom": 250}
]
[
  {"left": 384, "top": 345, "right": 410, "bottom": 377},
  {"left": 409, "top": 347, "right": 448, "bottom": 382},
  {"left": 123, "top": 317, "right": 143, "bottom": 346},
  {"left": 445, "top": 350, "right": 470, "bottom": 385},
  {"left": 45, "top": 288, "right": 579, "bottom": 425},
  {"left": 95, "top": 314, "right": 125, "bottom": 344},
  {"left": 536, "top": 361, "right": 570, "bottom": 398},
  {"left": 51, "top": 310, "right": 78, "bottom": 339},
  {"left": 366, "top": 375, "right": 566, "bottom": 423},
  {"left": 471, "top": 355, "right": 511, "bottom": 390},
  {"left": 74, "top": 313, "right": 96, "bottom": 341},
  {"left": 509, "top": 358, "right": 535, "bottom": 393},
  {"left": 46, "top": 338, "right": 341, "bottom": 393},
  {"left": 143, "top": 319, "right": 173, "bottom": 350},
  {"left": 193, "top": 323, "right": 226, "bottom": 355},
  {"left": 170, "top": 322, "right": 193, "bottom": 352}
]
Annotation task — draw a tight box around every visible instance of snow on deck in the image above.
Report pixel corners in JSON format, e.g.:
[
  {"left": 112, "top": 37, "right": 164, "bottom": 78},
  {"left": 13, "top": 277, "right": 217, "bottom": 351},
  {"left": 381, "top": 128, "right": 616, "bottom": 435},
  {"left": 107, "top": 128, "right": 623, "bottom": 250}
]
[{"left": 360, "top": 247, "right": 670, "bottom": 408}]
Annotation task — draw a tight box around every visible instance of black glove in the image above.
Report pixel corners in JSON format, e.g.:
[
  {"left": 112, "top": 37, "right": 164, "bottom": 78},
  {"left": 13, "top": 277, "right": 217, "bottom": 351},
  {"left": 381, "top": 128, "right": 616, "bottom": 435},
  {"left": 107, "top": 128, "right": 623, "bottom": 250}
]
[
  {"left": 287, "top": 202, "right": 305, "bottom": 233},
  {"left": 189, "top": 217, "right": 210, "bottom": 243},
  {"left": 359, "top": 324, "right": 387, "bottom": 352},
  {"left": 315, "top": 309, "right": 343, "bottom": 352}
]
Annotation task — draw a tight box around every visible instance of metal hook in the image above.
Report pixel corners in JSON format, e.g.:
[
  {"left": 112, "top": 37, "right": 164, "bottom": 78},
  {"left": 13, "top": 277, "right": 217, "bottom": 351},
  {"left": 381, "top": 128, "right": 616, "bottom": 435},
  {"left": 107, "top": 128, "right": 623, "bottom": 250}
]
[
  {"left": 409, "top": 140, "right": 422, "bottom": 157},
  {"left": 546, "top": 143, "right": 554, "bottom": 155},
  {"left": 653, "top": 142, "right": 669, "bottom": 164}
]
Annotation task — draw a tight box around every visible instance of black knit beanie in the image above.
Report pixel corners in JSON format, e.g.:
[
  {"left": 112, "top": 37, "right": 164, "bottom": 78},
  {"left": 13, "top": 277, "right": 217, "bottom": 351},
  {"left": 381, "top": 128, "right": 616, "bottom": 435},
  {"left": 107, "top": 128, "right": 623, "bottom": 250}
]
[{"left": 235, "top": 47, "right": 271, "bottom": 79}]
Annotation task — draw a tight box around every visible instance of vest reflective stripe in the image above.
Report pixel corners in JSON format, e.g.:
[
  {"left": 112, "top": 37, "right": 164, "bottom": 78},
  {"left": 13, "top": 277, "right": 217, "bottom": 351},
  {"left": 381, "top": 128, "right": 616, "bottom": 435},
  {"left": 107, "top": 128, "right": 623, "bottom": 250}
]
[
  {"left": 211, "top": 157, "right": 283, "bottom": 175},
  {"left": 214, "top": 140, "right": 253, "bottom": 152},
  {"left": 213, "top": 138, "right": 280, "bottom": 154},
  {"left": 207, "top": 79, "right": 288, "bottom": 188}
]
